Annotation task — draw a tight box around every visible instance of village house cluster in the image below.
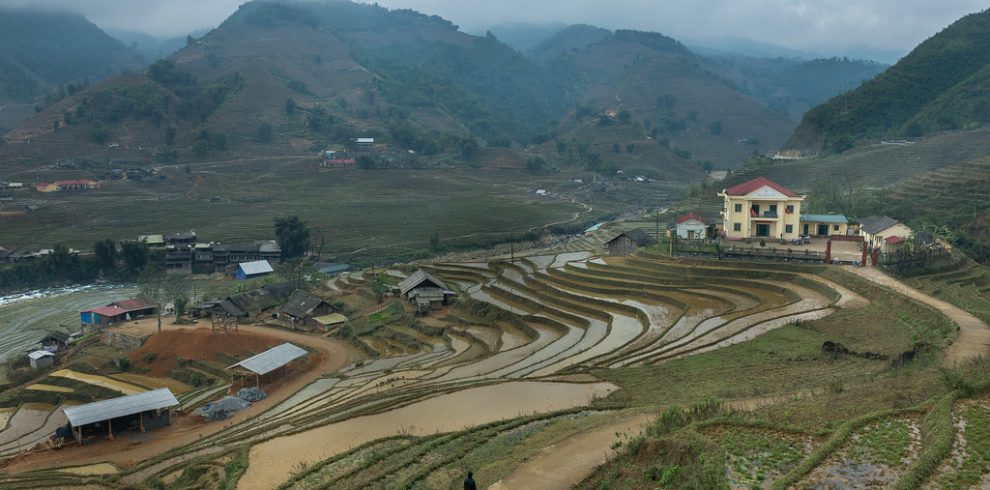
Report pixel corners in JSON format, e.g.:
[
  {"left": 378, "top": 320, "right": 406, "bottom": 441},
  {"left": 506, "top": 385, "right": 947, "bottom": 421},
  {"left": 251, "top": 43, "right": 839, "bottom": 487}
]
[
  {"left": 604, "top": 177, "right": 917, "bottom": 261},
  {"left": 137, "top": 231, "right": 282, "bottom": 276}
]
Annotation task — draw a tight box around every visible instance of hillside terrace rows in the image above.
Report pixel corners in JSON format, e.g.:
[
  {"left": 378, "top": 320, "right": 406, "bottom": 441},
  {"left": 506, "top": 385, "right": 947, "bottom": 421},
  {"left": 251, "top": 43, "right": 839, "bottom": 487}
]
[{"left": 0, "top": 248, "right": 845, "bottom": 489}]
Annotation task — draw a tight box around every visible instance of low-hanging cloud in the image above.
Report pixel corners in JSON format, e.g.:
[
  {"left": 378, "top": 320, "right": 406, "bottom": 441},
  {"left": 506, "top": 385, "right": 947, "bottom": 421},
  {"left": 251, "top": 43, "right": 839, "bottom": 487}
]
[{"left": 0, "top": 0, "right": 985, "bottom": 58}]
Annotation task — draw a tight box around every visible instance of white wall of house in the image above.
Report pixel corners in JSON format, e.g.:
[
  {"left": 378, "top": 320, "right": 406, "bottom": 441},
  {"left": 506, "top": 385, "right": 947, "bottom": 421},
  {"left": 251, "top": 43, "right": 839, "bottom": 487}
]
[{"left": 676, "top": 220, "right": 707, "bottom": 239}]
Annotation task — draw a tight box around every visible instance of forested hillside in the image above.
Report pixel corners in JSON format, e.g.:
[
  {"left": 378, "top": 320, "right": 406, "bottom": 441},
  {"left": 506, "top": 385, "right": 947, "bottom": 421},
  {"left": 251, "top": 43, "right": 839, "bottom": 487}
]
[{"left": 786, "top": 8, "right": 990, "bottom": 153}]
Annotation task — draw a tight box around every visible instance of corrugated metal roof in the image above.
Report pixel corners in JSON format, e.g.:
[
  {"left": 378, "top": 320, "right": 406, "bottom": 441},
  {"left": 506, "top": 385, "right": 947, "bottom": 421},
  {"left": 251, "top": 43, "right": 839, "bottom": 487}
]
[
  {"left": 238, "top": 260, "right": 274, "bottom": 276},
  {"left": 28, "top": 350, "right": 54, "bottom": 360},
  {"left": 860, "top": 215, "right": 901, "bottom": 235},
  {"left": 228, "top": 342, "right": 307, "bottom": 375},
  {"left": 314, "top": 313, "right": 347, "bottom": 326},
  {"left": 800, "top": 214, "right": 848, "bottom": 224},
  {"left": 399, "top": 269, "right": 448, "bottom": 296},
  {"left": 63, "top": 388, "right": 178, "bottom": 427}
]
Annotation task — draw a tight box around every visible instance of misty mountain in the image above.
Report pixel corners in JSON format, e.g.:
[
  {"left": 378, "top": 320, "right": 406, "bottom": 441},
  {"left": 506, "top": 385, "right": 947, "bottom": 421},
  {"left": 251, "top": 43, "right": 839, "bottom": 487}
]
[
  {"left": 786, "top": 8, "right": 990, "bottom": 153},
  {"left": 106, "top": 28, "right": 211, "bottom": 64},
  {"left": 0, "top": 8, "right": 143, "bottom": 101},
  {"left": 710, "top": 55, "right": 888, "bottom": 121},
  {"left": 484, "top": 22, "right": 567, "bottom": 53}
]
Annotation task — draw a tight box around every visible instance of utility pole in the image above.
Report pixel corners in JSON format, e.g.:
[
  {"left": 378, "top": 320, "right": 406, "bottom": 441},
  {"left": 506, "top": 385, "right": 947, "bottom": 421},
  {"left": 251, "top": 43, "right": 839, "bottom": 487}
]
[
  {"left": 655, "top": 209, "right": 660, "bottom": 241},
  {"left": 510, "top": 231, "right": 514, "bottom": 263}
]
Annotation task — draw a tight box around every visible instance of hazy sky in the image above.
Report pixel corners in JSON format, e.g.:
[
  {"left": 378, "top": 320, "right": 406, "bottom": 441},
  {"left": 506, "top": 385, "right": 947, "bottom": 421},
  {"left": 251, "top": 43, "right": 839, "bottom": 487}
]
[{"left": 1, "top": 0, "right": 985, "bottom": 59}]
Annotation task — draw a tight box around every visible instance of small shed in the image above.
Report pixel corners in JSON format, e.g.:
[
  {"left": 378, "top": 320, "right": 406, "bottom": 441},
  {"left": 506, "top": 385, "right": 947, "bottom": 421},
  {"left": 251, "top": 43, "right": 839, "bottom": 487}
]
[
  {"left": 236, "top": 260, "right": 274, "bottom": 280},
  {"left": 228, "top": 342, "right": 308, "bottom": 387},
  {"left": 277, "top": 291, "right": 334, "bottom": 328},
  {"left": 604, "top": 228, "right": 657, "bottom": 256},
  {"left": 675, "top": 213, "right": 707, "bottom": 239},
  {"left": 62, "top": 388, "right": 179, "bottom": 442},
  {"left": 314, "top": 313, "right": 348, "bottom": 331},
  {"left": 28, "top": 350, "right": 55, "bottom": 369}
]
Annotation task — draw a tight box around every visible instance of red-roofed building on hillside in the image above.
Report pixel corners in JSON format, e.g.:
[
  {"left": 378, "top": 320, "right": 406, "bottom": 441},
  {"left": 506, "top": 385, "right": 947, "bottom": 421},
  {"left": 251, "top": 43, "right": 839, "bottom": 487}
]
[
  {"left": 35, "top": 179, "right": 98, "bottom": 193},
  {"left": 675, "top": 213, "right": 707, "bottom": 239},
  {"left": 80, "top": 298, "right": 158, "bottom": 328},
  {"left": 719, "top": 177, "right": 805, "bottom": 240}
]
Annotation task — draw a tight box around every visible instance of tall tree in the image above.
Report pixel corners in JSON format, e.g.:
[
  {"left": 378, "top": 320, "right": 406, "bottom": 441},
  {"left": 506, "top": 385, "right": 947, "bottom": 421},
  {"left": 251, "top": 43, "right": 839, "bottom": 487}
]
[
  {"left": 93, "top": 239, "right": 117, "bottom": 274},
  {"left": 139, "top": 268, "right": 187, "bottom": 333},
  {"left": 274, "top": 215, "right": 310, "bottom": 259},
  {"left": 120, "top": 242, "right": 149, "bottom": 276}
]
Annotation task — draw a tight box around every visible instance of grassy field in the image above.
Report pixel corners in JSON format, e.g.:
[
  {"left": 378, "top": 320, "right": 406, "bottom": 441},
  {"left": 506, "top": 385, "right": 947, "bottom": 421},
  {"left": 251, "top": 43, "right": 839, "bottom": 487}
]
[{"left": 0, "top": 158, "right": 688, "bottom": 264}]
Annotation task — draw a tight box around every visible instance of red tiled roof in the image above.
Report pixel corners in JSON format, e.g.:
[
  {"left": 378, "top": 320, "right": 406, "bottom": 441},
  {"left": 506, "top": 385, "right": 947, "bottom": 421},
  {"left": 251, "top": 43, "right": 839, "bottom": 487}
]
[
  {"left": 885, "top": 236, "right": 905, "bottom": 244},
  {"left": 676, "top": 213, "right": 705, "bottom": 224},
  {"left": 723, "top": 177, "right": 801, "bottom": 197},
  {"left": 56, "top": 179, "right": 94, "bottom": 186},
  {"left": 85, "top": 306, "right": 127, "bottom": 317},
  {"left": 111, "top": 298, "right": 157, "bottom": 312}
]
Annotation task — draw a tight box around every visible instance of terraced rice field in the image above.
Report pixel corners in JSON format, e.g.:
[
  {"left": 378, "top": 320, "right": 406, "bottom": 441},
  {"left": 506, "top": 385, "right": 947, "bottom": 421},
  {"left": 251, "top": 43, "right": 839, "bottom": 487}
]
[
  {"left": 0, "top": 285, "right": 138, "bottom": 361},
  {"left": 4, "top": 243, "right": 986, "bottom": 489}
]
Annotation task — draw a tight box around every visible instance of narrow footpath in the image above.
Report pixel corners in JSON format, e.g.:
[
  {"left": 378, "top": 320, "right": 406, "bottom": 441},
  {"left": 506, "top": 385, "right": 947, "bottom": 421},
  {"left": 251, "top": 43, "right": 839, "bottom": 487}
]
[{"left": 842, "top": 266, "right": 990, "bottom": 366}]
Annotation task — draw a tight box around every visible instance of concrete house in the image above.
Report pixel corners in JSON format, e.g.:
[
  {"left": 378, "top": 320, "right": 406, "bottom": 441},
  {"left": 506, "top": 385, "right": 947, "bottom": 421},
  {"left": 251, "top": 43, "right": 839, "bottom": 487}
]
[
  {"left": 604, "top": 229, "right": 657, "bottom": 256},
  {"left": 859, "top": 216, "right": 912, "bottom": 252},
  {"left": 800, "top": 214, "right": 849, "bottom": 237},
  {"left": 675, "top": 213, "right": 707, "bottom": 239},
  {"left": 719, "top": 177, "right": 804, "bottom": 240}
]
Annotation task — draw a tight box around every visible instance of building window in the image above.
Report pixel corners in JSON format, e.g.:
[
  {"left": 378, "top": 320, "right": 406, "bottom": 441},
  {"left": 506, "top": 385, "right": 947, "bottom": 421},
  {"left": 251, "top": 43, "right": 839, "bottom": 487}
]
[
  {"left": 833, "top": 224, "right": 840, "bottom": 231},
  {"left": 785, "top": 205, "right": 794, "bottom": 214},
  {"left": 785, "top": 224, "right": 793, "bottom": 233},
  {"left": 734, "top": 203, "right": 742, "bottom": 212},
  {"left": 733, "top": 223, "right": 741, "bottom": 232}
]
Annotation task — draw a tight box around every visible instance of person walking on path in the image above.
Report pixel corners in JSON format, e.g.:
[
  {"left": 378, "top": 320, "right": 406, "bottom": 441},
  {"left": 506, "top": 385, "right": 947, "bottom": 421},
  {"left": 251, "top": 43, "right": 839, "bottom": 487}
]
[{"left": 464, "top": 471, "right": 477, "bottom": 490}]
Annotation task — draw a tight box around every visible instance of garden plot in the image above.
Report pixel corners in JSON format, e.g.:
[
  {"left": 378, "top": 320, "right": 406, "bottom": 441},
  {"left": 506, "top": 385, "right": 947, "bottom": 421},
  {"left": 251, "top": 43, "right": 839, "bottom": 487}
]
[
  {"left": 927, "top": 402, "right": 990, "bottom": 489},
  {"left": 0, "top": 404, "right": 70, "bottom": 456},
  {"left": 49, "top": 369, "right": 146, "bottom": 395},
  {"left": 799, "top": 418, "right": 921, "bottom": 489},
  {"left": 700, "top": 425, "right": 815, "bottom": 489}
]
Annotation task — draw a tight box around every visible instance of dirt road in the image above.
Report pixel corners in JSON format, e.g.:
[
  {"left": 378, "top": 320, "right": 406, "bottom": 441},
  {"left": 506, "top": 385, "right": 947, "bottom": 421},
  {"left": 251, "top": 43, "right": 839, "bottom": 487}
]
[
  {"left": 488, "top": 412, "right": 653, "bottom": 490},
  {"left": 843, "top": 266, "right": 990, "bottom": 366},
  {"left": 1, "top": 324, "right": 354, "bottom": 474}
]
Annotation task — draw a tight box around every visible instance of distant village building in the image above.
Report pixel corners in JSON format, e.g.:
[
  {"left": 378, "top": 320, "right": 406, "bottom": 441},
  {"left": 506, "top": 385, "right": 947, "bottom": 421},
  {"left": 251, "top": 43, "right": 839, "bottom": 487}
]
[
  {"left": 236, "top": 260, "right": 275, "bottom": 280},
  {"left": 719, "top": 177, "right": 804, "bottom": 241},
  {"left": 859, "top": 215, "right": 912, "bottom": 252},
  {"left": 137, "top": 234, "right": 165, "bottom": 249},
  {"left": 352, "top": 137, "right": 375, "bottom": 151},
  {"left": 199, "top": 282, "right": 295, "bottom": 318},
  {"left": 277, "top": 291, "right": 334, "bottom": 328},
  {"left": 675, "top": 213, "right": 706, "bottom": 239},
  {"left": 399, "top": 269, "right": 456, "bottom": 314},
  {"left": 80, "top": 298, "right": 159, "bottom": 328},
  {"left": 314, "top": 313, "right": 348, "bottom": 331},
  {"left": 604, "top": 228, "right": 657, "bottom": 256},
  {"left": 28, "top": 350, "right": 55, "bottom": 369},
  {"left": 800, "top": 214, "right": 849, "bottom": 237},
  {"left": 35, "top": 179, "right": 98, "bottom": 192},
  {"left": 321, "top": 148, "right": 356, "bottom": 168},
  {"left": 39, "top": 331, "right": 70, "bottom": 351},
  {"left": 213, "top": 241, "right": 281, "bottom": 267}
]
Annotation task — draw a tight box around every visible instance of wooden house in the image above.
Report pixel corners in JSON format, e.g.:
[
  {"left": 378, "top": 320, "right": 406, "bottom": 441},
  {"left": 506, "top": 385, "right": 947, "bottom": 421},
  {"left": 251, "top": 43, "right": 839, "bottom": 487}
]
[{"left": 604, "top": 228, "right": 657, "bottom": 256}]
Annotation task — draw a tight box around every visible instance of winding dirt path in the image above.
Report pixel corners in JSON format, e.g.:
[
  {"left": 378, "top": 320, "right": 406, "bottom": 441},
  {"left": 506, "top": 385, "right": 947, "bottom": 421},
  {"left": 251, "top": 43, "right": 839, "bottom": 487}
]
[
  {"left": 842, "top": 266, "right": 990, "bottom": 366},
  {"left": 488, "top": 412, "right": 653, "bottom": 490}
]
